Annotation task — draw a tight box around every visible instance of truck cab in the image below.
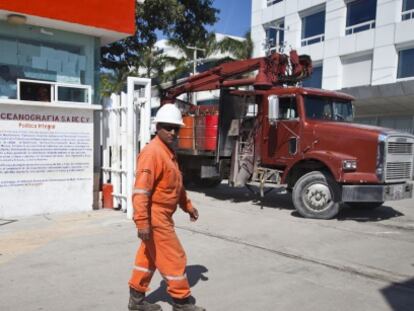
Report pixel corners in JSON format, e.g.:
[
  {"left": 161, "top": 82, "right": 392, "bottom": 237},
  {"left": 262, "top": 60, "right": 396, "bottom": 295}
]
[{"left": 223, "top": 87, "right": 414, "bottom": 218}]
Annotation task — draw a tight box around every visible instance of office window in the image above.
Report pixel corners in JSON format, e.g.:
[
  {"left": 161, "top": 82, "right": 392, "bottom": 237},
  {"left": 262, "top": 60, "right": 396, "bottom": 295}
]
[
  {"left": 402, "top": 0, "right": 414, "bottom": 20},
  {"left": 397, "top": 48, "right": 414, "bottom": 79},
  {"left": 267, "top": 0, "right": 283, "bottom": 6},
  {"left": 264, "top": 20, "right": 284, "bottom": 53},
  {"left": 302, "top": 65, "right": 322, "bottom": 88},
  {"left": 301, "top": 11, "right": 325, "bottom": 46},
  {"left": 0, "top": 33, "right": 89, "bottom": 100},
  {"left": 342, "top": 54, "right": 372, "bottom": 88},
  {"left": 346, "top": 0, "right": 377, "bottom": 35}
]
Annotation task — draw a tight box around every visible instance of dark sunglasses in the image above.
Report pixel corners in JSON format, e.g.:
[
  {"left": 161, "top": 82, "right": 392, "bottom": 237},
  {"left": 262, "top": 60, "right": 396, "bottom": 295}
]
[{"left": 160, "top": 124, "right": 180, "bottom": 132}]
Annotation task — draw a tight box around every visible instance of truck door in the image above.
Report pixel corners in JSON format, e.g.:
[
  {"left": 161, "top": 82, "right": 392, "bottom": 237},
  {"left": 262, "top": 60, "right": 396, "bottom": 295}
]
[{"left": 262, "top": 96, "right": 300, "bottom": 166}]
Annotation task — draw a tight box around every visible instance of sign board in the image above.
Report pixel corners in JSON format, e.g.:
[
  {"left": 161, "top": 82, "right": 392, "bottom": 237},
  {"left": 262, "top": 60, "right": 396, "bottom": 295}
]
[{"left": 0, "top": 105, "right": 94, "bottom": 218}]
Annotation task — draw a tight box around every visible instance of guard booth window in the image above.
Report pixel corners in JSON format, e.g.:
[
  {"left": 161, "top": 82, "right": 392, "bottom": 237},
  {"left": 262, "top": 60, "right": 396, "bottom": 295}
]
[{"left": 278, "top": 97, "right": 297, "bottom": 120}]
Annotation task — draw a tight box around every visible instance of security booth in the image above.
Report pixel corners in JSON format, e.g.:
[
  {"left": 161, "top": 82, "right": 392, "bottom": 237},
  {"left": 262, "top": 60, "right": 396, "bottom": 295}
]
[{"left": 0, "top": 1, "right": 135, "bottom": 218}]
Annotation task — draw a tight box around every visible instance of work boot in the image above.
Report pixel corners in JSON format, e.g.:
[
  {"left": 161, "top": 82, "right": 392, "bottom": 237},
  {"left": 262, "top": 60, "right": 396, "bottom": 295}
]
[
  {"left": 172, "top": 298, "right": 205, "bottom": 311},
  {"left": 128, "top": 287, "right": 162, "bottom": 311}
]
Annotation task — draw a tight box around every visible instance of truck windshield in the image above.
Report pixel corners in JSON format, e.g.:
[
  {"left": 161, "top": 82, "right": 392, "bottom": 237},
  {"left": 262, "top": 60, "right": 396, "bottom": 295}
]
[{"left": 304, "top": 96, "right": 353, "bottom": 122}]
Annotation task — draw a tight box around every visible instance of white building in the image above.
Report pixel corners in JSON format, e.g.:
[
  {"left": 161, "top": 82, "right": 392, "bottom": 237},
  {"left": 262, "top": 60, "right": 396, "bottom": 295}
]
[{"left": 251, "top": 0, "right": 414, "bottom": 133}]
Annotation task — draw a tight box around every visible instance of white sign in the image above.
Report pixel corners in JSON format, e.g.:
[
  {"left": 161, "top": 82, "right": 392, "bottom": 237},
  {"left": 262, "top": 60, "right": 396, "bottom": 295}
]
[{"left": 0, "top": 105, "right": 94, "bottom": 218}]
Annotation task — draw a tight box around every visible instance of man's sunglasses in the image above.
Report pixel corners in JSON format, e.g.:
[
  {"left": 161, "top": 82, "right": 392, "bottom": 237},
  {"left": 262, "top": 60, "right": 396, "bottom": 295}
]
[{"left": 160, "top": 124, "right": 180, "bottom": 132}]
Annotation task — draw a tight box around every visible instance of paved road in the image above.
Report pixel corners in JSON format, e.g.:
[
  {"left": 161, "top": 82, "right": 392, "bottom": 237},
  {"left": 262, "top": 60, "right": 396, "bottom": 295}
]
[{"left": 1, "top": 183, "right": 413, "bottom": 311}]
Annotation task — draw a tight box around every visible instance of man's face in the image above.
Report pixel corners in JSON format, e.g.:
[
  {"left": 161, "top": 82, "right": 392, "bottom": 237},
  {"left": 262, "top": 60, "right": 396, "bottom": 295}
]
[{"left": 156, "top": 123, "right": 180, "bottom": 148}]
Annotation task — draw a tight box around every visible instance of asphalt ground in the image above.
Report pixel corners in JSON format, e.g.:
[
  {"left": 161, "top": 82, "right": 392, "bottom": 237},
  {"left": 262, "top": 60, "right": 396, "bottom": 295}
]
[{"left": 1, "top": 183, "right": 414, "bottom": 311}]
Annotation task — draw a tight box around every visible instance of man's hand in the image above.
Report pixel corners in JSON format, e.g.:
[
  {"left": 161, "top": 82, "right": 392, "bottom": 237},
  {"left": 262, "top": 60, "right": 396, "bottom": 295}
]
[
  {"left": 189, "top": 208, "right": 199, "bottom": 222},
  {"left": 137, "top": 227, "right": 151, "bottom": 240}
]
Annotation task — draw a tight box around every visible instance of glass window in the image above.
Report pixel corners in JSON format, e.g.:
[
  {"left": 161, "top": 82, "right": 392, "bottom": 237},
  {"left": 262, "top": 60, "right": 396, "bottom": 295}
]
[
  {"left": 403, "top": 0, "right": 414, "bottom": 11},
  {"left": 397, "top": 48, "right": 414, "bottom": 79},
  {"left": 342, "top": 54, "right": 372, "bottom": 87},
  {"left": 0, "top": 23, "right": 92, "bottom": 101},
  {"left": 265, "top": 21, "right": 284, "bottom": 53},
  {"left": 302, "top": 11, "right": 325, "bottom": 38},
  {"left": 278, "top": 97, "right": 297, "bottom": 120},
  {"left": 402, "top": 0, "right": 414, "bottom": 20},
  {"left": 302, "top": 65, "right": 322, "bottom": 88},
  {"left": 57, "top": 86, "right": 89, "bottom": 103},
  {"left": 304, "top": 96, "right": 354, "bottom": 122},
  {"left": 19, "top": 81, "right": 52, "bottom": 102},
  {"left": 267, "top": 0, "right": 283, "bottom": 7},
  {"left": 346, "top": 0, "right": 377, "bottom": 34}
]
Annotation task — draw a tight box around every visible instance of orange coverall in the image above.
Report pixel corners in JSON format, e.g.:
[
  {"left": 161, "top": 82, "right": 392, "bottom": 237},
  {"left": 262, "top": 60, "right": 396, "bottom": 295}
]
[{"left": 129, "top": 136, "right": 195, "bottom": 299}]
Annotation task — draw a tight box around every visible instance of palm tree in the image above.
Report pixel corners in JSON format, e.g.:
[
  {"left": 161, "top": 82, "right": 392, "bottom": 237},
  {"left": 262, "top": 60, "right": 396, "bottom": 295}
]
[
  {"left": 215, "top": 31, "right": 253, "bottom": 60},
  {"left": 159, "top": 33, "right": 218, "bottom": 82},
  {"left": 159, "top": 31, "right": 254, "bottom": 84},
  {"left": 99, "top": 69, "right": 131, "bottom": 97}
]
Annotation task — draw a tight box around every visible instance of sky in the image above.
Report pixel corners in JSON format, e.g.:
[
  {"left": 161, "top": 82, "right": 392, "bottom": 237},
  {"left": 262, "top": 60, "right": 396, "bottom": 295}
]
[
  {"left": 155, "top": 0, "right": 251, "bottom": 40},
  {"left": 209, "top": 0, "right": 252, "bottom": 37}
]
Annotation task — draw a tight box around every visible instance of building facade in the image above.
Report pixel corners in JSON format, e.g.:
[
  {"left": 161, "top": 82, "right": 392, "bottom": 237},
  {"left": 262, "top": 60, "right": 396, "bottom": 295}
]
[
  {"left": 251, "top": 0, "right": 414, "bottom": 133},
  {"left": 0, "top": 1, "right": 135, "bottom": 217}
]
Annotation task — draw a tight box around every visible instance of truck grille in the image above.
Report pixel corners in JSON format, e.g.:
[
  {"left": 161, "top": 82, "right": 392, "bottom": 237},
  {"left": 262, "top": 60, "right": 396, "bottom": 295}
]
[
  {"left": 386, "top": 162, "right": 412, "bottom": 180},
  {"left": 384, "top": 138, "right": 414, "bottom": 182},
  {"left": 388, "top": 142, "right": 413, "bottom": 154}
]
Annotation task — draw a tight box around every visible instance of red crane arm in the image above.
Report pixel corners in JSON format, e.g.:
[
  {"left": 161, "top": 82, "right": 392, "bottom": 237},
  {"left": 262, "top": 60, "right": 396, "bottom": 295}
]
[{"left": 162, "top": 50, "right": 312, "bottom": 103}]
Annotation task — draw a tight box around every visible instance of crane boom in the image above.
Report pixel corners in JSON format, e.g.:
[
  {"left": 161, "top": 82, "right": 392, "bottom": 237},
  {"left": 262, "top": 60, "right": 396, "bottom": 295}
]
[{"left": 163, "top": 50, "right": 312, "bottom": 104}]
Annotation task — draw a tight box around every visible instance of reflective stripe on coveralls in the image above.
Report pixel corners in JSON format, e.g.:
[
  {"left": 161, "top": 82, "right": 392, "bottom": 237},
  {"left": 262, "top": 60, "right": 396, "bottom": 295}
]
[
  {"left": 133, "top": 188, "right": 151, "bottom": 196},
  {"left": 129, "top": 136, "right": 194, "bottom": 299},
  {"left": 163, "top": 273, "right": 187, "bottom": 281},
  {"left": 134, "top": 265, "right": 155, "bottom": 274}
]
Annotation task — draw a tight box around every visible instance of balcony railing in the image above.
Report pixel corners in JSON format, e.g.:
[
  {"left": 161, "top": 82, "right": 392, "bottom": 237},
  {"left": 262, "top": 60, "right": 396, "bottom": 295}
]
[
  {"left": 301, "top": 33, "right": 325, "bottom": 46},
  {"left": 402, "top": 9, "right": 414, "bottom": 21},
  {"left": 345, "top": 20, "right": 375, "bottom": 35}
]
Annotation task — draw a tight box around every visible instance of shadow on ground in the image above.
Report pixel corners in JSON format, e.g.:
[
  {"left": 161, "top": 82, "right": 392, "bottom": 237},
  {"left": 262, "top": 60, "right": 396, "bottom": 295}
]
[
  {"left": 188, "top": 183, "right": 294, "bottom": 209},
  {"left": 336, "top": 204, "right": 404, "bottom": 222},
  {"left": 146, "top": 264, "right": 209, "bottom": 304},
  {"left": 381, "top": 276, "right": 414, "bottom": 311},
  {"left": 290, "top": 204, "right": 404, "bottom": 222},
  {"left": 190, "top": 183, "right": 404, "bottom": 222}
]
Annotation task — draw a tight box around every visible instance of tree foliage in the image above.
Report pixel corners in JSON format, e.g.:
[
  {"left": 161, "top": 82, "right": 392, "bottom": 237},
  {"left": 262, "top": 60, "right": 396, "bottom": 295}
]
[
  {"left": 100, "top": 0, "right": 218, "bottom": 90},
  {"left": 216, "top": 31, "right": 253, "bottom": 60}
]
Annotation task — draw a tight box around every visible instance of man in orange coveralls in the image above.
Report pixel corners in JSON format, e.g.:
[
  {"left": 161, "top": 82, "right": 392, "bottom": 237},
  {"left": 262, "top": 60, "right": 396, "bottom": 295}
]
[{"left": 128, "top": 104, "right": 206, "bottom": 311}]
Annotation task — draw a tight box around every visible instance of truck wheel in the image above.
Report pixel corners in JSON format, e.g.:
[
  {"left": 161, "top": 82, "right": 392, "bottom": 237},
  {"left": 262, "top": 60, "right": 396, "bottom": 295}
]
[
  {"left": 346, "top": 202, "right": 383, "bottom": 209},
  {"left": 292, "top": 171, "right": 340, "bottom": 219}
]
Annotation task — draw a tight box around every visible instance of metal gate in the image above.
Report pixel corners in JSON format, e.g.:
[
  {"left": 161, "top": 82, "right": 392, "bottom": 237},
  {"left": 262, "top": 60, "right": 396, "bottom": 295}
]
[{"left": 101, "top": 77, "right": 152, "bottom": 218}]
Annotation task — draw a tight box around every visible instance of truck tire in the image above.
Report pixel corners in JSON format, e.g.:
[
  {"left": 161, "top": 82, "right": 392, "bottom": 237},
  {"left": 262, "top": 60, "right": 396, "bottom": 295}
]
[
  {"left": 292, "top": 171, "right": 341, "bottom": 219},
  {"left": 346, "top": 202, "right": 383, "bottom": 209}
]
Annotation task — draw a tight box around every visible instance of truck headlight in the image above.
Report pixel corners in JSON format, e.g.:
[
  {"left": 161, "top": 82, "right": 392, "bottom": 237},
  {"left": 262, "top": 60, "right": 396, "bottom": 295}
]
[{"left": 342, "top": 160, "right": 357, "bottom": 171}]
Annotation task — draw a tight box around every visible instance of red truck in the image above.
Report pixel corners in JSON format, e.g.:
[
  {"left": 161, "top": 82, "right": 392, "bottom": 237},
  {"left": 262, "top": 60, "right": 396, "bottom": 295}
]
[{"left": 162, "top": 51, "right": 414, "bottom": 219}]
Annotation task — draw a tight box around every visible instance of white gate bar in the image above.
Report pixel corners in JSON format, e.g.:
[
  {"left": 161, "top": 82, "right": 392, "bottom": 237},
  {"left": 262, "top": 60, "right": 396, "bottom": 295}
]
[
  {"left": 111, "top": 93, "right": 121, "bottom": 208},
  {"left": 126, "top": 77, "right": 151, "bottom": 219},
  {"left": 102, "top": 97, "right": 111, "bottom": 184},
  {"left": 121, "top": 91, "right": 128, "bottom": 211}
]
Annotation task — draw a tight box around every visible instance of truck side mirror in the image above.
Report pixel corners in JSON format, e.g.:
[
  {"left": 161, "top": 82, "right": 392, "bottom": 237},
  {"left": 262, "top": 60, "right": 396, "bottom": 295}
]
[{"left": 268, "top": 95, "right": 279, "bottom": 125}]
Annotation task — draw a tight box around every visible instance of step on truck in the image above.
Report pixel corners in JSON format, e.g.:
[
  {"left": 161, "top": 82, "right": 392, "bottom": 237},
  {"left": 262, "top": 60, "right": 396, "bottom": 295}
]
[{"left": 161, "top": 50, "right": 414, "bottom": 219}]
